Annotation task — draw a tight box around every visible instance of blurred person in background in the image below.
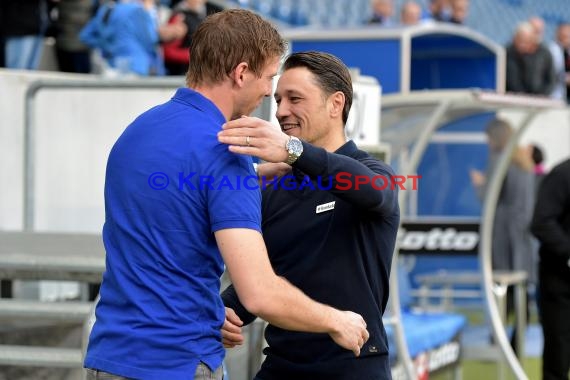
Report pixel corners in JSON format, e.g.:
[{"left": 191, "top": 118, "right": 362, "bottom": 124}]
[
  {"left": 549, "top": 23, "right": 570, "bottom": 103},
  {"left": 400, "top": 1, "right": 422, "bottom": 26},
  {"left": 80, "top": 0, "right": 186, "bottom": 76},
  {"left": 163, "top": 0, "right": 223, "bottom": 76},
  {"left": 531, "top": 144, "right": 546, "bottom": 178},
  {"left": 449, "top": 0, "right": 468, "bottom": 25},
  {"left": 506, "top": 22, "right": 556, "bottom": 96},
  {"left": 50, "top": 0, "right": 95, "bottom": 73},
  {"left": 368, "top": 0, "right": 395, "bottom": 26},
  {"left": 531, "top": 158, "right": 570, "bottom": 380},
  {"left": 427, "top": 0, "right": 450, "bottom": 22},
  {"left": 0, "top": 0, "right": 49, "bottom": 70},
  {"left": 470, "top": 118, "right": 536, "bottom": 288},
  {"left": 529, "top": 16, "right": 546, "bottom": 42},
  {"left": 470, "top": 118, "right": 536, "bottom": 352},
  {"left": 0, "top": 40, "right": 4, "bottom": 67}
]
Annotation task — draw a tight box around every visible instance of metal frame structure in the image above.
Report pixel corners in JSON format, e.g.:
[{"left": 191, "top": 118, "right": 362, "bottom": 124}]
[
  {"left": 283, "top": 23, "right": 506, "bottom": 94},
  {"left": 0, "top": 231, "right": 104, "bottom": 369},
  {"left": 382, "top": 89, "right": 566, "bottom": 380},
  {"left": 22, "top": 78, "right": 183, "bottom": 231}
]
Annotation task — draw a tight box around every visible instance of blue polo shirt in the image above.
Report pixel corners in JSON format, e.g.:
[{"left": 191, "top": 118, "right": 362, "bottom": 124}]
[{"left": 84, "top": 88, "right": 261, "bottom": 379}]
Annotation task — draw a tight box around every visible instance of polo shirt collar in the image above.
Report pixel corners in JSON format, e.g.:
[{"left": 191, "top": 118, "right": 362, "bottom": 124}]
[
  {"left": 334, "top": 140, "right": 358, "bottom": 157},
  {"left": 172, "top": 87, "right": 226, "bottom": 125}
]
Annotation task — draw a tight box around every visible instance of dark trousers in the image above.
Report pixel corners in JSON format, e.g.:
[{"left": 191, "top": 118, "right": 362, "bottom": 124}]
[
  {"left": 539, "top": 265, "right": 570, "bottom": 380},
  {"left": 56, "top": 49, "right": 91, "bottom": 73},
  {"left": 0, "top": 37, "right": 5, "bottom": 67}
]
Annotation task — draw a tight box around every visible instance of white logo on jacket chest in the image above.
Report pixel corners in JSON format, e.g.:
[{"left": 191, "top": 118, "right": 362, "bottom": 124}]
[{"left": 316, "top": 201, "right": 335, "bottom": 214}]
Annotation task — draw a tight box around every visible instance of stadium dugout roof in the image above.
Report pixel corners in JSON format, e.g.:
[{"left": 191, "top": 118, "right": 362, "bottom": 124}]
[
  {"left": 381, "top": 90, "right": 566, "bottom": 156},
  {"left": 283, "top": 23, "right": 505, "bottom": 94},
  {"left": 382, "top": 89, "right": 566, "bottom": 380}
]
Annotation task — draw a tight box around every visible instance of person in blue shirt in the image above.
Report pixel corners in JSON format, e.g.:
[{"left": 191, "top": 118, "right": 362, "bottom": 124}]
[
  {"left": 219, "top": 51, "right": 400, "bottom": 379},
  {"left": 80, "top": 0, "right": 186, "bottom": 76},
  {"left": 84, "top": 10, "right": 369, "bottom": 380}
]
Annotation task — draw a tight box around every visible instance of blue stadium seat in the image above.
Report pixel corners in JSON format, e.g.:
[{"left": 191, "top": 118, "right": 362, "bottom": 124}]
[{"left": 384, "top": 263, "right": 467, "bottom": 372}]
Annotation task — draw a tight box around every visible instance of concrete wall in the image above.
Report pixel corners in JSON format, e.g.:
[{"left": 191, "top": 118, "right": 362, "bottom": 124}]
[{"left": 0, "top": 69, "right": 181, "bottom": 232}]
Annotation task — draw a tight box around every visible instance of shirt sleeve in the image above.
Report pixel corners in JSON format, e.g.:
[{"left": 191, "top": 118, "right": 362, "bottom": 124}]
[
  {"left": 206, "top": 146, "right": 262, "bottom": 233},
  {"left": 293, "top": 142, "right": 399, "bottom": 215}
]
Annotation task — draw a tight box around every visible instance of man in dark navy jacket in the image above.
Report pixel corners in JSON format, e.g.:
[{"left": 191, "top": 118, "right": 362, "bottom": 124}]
[
  {"left": 531, "top": 158, "right": 570, "bottom": 380},
  {"left": 218, "top": 51, "right": 400, "bottom": 380}
]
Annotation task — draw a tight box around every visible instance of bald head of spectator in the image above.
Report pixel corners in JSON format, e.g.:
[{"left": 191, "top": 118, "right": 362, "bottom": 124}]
[
  {"left": 556, "top": 23, "right": 570, "bottom": 49},
  {"left": 513, "top": 22, "right": 539, "bottom": 55},
  {"left": 528, "top": 16, "right": 545, "bottom": 42},
  {"left": 449, "top": 0, "right": 469, "bottom": 24},
  {"left": 400, "top": 1, "right": 421, "bottom": 26},
  {"left": 369, "top": 0, "right": 394, "bottom": 24}
]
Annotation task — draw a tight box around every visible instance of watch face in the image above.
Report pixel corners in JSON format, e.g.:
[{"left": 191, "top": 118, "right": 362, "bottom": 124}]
[{"left": 288, "top": 138, "right": 303, "bottom": 155}]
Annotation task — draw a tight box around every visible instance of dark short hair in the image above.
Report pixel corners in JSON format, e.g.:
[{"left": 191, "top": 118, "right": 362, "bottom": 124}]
[
  {"left": 282, "top": 51, "right": 353, "bottom": 125},
  {"left": 485, "top": 118, "right": 512, "bottom": 149},
  {"left": 186, "top": 9, "right": 287, "bottom": 87},
  {"left": 531, "top": 145, "right": 544, "bottom": 165}
]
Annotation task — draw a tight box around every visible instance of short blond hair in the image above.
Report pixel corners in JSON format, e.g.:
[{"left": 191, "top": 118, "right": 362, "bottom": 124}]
[{"left": 186, "top": 9, "right": 287, "bottom": 88}]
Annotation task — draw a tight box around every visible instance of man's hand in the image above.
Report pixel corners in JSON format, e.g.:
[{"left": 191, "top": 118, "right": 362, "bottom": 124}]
[
  {"left": 258, "top": 163, "right": 291, "bottom": 184},
  {"left": 222, "top": 307, "right": 245, "bottom": 348},
  {"left": 328, "top": 310, "right": 369, "bottom": 357},
  {"left": 469, "top": 169, "right": 485, "bottom": 187},
  {"left": 218, "top": 117, "right": 290, "bottom": 163},
  {"left": 158, "top": 14, "right": 187, "bottom": 42}
]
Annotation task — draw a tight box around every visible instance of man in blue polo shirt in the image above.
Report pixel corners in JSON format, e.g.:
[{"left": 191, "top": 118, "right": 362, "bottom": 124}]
[
  {"left": 219, "top": 52, "right": 400, "bottom": 379},
  {"left": 84, "top": 10, "right": 369, "bottom": 380}
]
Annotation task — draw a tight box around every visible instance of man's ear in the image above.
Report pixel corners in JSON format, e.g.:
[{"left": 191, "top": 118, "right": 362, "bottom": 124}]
[
  {"left": 328, "top": 91, "right": 345, "bottom": 119},
  {"left": 231, "top": 62, "right": 249, "bottom": 88}
]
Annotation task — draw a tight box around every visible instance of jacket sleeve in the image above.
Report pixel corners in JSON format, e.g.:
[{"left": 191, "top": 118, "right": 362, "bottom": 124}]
[
  {"left": 531, "top": 167, "right": 570, "bottom": 264},
  {"left": 221, "top": 284, "right": 258, "bottom": 326},
  {"left": 163, "top": 38, "right": 189, "bottom": 64},
  {"left": 131, "top": 7, "right": 159, "bottom": 52},
  {"left": 292, "top": 142, "right": 399, "bottom": 215},
  {"left": 505, "top": 49, "right": 525, "bottom": 93},
  {"left": 540, "top": 47, "right": 557, "bottom": 95},
  {"left": 79, "top": 7, "right": 104, "bottom": 48}
]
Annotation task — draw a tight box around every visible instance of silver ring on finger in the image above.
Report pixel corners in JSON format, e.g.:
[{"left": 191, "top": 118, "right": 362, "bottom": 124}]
[{"left": 246, "top": 136, "right": 251, "bottom": 146}]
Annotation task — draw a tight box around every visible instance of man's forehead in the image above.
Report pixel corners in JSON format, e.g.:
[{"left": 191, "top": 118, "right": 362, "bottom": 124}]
[
  {"left": 278, "top": 68, "right": 314, "bottom": 85},
  {"left": 276, "top": 73, "right": 315, "bottom": 96}
]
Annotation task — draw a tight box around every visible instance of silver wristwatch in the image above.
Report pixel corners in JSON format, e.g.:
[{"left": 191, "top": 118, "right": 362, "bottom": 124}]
[{"left": 285, "top": 136, "right": 303, "bottom": 165}]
